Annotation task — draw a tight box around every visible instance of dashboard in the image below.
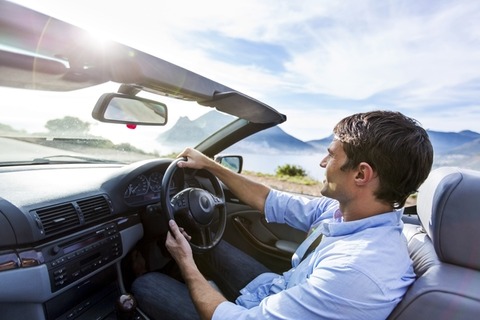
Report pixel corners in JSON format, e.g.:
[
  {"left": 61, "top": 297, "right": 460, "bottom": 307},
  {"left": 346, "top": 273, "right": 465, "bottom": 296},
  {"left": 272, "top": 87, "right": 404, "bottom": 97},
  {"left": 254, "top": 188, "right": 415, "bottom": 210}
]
[{"left": 0, "top": 158, "right": 188, "bottom": 319}]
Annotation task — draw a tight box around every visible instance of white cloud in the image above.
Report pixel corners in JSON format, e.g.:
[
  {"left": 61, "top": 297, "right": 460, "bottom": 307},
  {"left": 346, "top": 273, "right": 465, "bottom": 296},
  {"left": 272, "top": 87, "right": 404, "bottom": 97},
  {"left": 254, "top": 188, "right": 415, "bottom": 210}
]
[{"left": 282, "top": 1, "right": 480, "bottom": 100}]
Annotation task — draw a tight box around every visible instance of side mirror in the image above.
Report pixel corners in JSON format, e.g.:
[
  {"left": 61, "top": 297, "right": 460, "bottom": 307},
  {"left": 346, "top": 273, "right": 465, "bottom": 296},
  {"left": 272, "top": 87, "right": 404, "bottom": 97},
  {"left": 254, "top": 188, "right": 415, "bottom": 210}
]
[
  {"left": 215, "top": 155, "right": 243, "bottom": 173},
  {"left": 92, "top": 93, "right": 167, "bottom": 125}
]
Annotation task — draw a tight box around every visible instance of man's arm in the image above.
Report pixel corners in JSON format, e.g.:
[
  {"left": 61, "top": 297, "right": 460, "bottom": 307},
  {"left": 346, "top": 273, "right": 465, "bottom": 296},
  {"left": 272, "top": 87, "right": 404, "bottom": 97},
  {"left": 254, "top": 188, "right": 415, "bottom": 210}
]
[
  {"left": 166, "top": 220, "right": 226, "bottom": 320},
  {"left": 177, "top": 147, "right": 270, "bottom": 212}
]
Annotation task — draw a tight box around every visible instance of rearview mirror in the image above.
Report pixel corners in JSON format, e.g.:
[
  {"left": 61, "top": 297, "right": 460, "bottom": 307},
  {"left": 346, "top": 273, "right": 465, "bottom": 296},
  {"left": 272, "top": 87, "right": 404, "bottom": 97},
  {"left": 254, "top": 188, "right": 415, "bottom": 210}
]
[{"left": 92, "top": 93, "right": 167, "bottom": 125}]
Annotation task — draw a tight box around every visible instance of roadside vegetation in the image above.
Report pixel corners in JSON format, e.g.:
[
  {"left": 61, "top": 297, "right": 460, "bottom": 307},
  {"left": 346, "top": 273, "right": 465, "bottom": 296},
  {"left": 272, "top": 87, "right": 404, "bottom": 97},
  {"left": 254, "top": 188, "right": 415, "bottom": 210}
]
[
  {"left": 243, "top": 164, "right": 323, "bottom": 196},
  {"left": 245, "top": 164, "right": 318, "bottom": 185},
  {"left": 244, "top": 170, "right": 319, "bottom": 184},
  {"left": 273, "top": 164, "right": 318, "bottom": 185}
]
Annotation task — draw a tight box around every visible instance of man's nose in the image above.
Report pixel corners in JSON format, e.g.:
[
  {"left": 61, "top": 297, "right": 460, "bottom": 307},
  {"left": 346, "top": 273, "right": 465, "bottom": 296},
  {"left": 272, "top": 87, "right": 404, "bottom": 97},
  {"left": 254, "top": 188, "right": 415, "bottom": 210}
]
[{"left": 320, "top": 156, "right": 328, "bottom": 168}]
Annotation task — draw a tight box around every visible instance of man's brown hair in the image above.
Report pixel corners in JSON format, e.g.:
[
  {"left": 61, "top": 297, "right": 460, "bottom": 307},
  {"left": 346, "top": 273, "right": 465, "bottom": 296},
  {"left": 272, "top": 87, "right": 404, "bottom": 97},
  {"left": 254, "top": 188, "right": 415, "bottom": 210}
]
[{"left": 333, "top": 110, "right": 434, "bottom": 208}]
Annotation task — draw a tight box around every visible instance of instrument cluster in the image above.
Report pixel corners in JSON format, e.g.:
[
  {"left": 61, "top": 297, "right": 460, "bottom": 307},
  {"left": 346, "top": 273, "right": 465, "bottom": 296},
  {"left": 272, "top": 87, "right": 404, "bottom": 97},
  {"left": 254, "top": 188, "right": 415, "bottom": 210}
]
[{"left": 123, "top": 171, "right": 173, "bottom": 205}]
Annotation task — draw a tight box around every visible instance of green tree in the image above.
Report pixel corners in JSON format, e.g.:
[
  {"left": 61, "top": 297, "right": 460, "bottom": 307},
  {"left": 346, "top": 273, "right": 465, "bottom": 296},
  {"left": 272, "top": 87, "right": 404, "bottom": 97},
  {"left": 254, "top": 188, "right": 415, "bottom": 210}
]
[{"left": 45, "top": 116, "right": 90, "bottom": 135}]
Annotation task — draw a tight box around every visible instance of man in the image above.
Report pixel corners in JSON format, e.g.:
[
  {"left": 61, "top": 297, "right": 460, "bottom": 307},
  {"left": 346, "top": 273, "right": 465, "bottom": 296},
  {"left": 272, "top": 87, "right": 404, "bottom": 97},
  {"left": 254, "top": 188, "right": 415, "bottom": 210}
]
[{"left": 132, "top": 110, "right": 434, "bottom": 319}]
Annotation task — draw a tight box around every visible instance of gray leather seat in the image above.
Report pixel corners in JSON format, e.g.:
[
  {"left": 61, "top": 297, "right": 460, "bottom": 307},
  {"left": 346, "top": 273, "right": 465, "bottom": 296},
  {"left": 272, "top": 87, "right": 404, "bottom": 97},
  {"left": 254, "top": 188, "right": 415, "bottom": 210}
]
[{"left": 388, "top": 167, "right": 480, "bottom": 319}]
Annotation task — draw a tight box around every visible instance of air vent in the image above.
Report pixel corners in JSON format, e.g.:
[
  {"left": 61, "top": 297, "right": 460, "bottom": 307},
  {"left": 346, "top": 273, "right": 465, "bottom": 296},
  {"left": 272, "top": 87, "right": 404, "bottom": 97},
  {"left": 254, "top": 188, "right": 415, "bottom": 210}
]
[
  {"left": 36, "top": 203, "right": 80, "bottom": 236},
  {"left": 77, "top": 195, "right": 113, "bottom": 224}
]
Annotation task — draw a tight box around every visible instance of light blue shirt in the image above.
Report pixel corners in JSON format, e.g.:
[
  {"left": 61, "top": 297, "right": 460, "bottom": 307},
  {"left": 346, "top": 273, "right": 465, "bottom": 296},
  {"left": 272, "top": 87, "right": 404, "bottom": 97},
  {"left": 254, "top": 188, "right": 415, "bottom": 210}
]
[{"left": 213, "top": 189, "right": 415, "bottom": 320}]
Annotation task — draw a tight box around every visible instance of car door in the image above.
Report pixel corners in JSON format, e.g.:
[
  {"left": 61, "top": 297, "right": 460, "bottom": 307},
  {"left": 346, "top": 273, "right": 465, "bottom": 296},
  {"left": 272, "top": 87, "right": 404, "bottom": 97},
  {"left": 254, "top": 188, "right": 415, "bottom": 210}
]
[{"left": 221, "top": 185, "right": 308, "bottom": 273}]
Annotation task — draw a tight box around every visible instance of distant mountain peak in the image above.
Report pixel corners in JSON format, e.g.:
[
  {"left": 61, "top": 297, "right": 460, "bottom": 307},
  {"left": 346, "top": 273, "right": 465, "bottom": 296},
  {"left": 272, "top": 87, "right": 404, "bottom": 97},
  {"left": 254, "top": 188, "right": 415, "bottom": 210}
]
[
  {"left": 156, "top": 110, "right": 235, "bottom": 145},
  {"left": 458, "top": 130, "right": 480, "bottom": 138}
]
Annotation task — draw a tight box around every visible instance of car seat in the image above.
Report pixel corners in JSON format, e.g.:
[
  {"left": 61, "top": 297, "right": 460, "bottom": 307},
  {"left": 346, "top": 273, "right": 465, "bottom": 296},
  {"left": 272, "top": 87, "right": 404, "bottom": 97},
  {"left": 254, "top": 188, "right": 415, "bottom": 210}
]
[{"left": 388, "top": 167, "right": 480, "bottom": 319}]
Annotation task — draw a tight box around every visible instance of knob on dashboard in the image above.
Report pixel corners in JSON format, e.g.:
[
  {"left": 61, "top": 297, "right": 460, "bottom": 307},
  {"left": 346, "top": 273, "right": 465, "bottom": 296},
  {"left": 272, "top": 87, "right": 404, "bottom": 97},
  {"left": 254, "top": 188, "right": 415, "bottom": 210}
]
[{"left": 51, "top": 245, "right": 61, "bottom": 255}]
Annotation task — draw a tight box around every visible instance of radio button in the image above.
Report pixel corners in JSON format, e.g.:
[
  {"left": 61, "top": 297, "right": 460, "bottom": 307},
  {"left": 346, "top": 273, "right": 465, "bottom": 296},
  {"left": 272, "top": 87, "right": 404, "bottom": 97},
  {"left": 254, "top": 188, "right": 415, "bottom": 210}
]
[
  {"left": 55, "top": 279, "right": 66, "bottom": 286},
  {"left": 53, "top": 267, "right": 65, "bottom": 275}
]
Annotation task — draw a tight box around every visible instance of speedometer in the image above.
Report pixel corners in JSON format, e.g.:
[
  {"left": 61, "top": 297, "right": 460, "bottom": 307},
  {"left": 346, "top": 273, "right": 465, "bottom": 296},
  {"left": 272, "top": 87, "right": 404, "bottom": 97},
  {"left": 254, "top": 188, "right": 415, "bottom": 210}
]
[
  {"left": 149, "top": 171, "right": 162, "bottom": 192},
  {"left": 124, "top": 174, "right": 149, "bottom": 198}
]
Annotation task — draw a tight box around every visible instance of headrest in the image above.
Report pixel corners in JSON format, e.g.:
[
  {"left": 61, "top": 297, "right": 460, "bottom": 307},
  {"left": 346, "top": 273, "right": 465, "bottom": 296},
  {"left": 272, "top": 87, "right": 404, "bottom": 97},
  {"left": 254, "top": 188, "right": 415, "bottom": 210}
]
[{"left": 417, "top": 167, "right": 480, "bottom": 270}]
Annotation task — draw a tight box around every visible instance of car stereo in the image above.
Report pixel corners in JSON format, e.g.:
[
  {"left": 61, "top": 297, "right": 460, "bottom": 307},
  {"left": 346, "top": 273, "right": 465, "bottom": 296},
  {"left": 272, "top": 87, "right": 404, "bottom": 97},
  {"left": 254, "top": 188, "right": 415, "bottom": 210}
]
[{"left": 45, "top": 223, "right": 122, "bottom": 292}]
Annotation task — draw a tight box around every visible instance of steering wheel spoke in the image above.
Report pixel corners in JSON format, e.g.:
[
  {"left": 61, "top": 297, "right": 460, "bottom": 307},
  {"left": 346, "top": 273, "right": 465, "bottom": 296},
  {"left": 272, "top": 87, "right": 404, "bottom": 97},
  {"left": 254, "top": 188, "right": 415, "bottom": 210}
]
[
  {"left": 211, "top": 194, "right": 225, "bottom": 208},
  {"left": 199, "top": 226, "right": 212, "bottom": 246}
]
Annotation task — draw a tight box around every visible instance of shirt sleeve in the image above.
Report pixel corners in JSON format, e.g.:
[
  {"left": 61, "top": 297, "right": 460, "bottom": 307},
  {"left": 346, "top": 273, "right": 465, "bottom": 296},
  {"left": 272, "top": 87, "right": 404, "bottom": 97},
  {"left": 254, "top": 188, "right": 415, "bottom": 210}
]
[
  {"left": 264, "top": 189, "right": 338, "bottom": 232},
  {"left": 212, "top": 263, "right": 396, "bottom": 320}
]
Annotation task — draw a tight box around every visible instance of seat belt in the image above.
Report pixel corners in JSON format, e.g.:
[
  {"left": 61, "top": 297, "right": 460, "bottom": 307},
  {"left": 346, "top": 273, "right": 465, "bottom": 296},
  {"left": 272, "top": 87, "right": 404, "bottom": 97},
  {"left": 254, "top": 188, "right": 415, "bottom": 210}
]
[
  {"left": 291, "top": 227, "right": 323, "bottom": 267},
  {"left": 292, "top": 209, "right": 342, "bottom": 267}
]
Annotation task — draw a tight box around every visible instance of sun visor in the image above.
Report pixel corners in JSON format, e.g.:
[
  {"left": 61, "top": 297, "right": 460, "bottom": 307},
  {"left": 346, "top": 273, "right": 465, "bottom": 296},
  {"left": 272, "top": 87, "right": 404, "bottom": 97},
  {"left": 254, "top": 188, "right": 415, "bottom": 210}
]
[{"left": 199, "top": 91, "right": 286, "bottom": 125}]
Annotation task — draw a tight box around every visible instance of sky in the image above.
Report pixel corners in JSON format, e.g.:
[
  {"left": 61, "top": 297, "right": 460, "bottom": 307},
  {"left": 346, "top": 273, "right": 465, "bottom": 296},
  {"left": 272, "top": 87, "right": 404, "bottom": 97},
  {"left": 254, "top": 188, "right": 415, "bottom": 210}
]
[{"left": 11, "top": 0, "right": 480, "bottom": 141}]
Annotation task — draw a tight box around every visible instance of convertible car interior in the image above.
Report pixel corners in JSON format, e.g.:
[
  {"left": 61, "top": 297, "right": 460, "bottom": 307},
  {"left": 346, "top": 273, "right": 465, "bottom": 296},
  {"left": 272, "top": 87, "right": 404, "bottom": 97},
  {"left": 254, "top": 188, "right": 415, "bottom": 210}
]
[{"left": 1, "top": 2, "right": 479, "bottom": 319}]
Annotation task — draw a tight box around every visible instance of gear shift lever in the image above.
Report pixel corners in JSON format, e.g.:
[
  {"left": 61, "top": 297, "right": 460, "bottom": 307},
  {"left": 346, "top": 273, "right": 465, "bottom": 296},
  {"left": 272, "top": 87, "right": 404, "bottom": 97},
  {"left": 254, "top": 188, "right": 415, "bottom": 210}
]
[{"left": 115, "top": 293, "right": 137, "bottom": 320}]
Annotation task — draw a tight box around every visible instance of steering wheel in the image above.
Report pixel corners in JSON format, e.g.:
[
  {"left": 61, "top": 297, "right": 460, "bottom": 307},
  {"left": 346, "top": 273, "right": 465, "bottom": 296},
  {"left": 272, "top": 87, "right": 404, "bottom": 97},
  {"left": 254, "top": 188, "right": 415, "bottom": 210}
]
[{"left": 161, "top": 158, "right": 227, "bottom": 253}]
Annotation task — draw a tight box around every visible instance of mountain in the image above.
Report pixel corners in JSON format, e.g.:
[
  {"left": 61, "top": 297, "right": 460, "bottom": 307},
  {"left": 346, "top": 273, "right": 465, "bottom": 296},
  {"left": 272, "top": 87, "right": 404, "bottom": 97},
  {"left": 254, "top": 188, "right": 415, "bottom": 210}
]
[
  {"left": 308, "top": 130, "right": 480, "bottom": 170},
  {"left": 157, "top": 111, "right": 318, "bottom": 154},
  {"left": 228, "top": 126, "right": 317, "bottom": 154},
  {"left": 450, "top": 137, "right": 480, "bottom": 155},
  {"left": 306, "top": 135, "right": 334, "bottom": 151},
  {"left": 156, "top": 110, "right": 480, "bottom": 170},
  {"left": 432, "top": 131, "right": 480, "bottom": 170},
  {"left": 156, "top": 111, "right": 234, "bottom": 146},
  {"left": 309, "top": 130, "right": 480, "bottom": 155},
  {"left": 427, "top": 130, "right": 480, "bottom": 154}
]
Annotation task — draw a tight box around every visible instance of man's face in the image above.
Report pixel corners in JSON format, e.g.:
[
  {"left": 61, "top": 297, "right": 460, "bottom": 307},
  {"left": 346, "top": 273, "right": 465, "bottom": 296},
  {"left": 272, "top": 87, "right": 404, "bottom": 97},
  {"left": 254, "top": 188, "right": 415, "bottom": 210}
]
[{"left": 319, "top": 140, "right": 355, "bottom": 201}]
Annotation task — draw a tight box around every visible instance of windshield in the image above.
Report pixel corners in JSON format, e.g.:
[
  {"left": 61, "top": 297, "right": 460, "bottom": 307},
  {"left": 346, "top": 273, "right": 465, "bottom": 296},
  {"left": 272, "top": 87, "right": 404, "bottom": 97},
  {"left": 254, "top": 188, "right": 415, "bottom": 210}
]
[{"left": 0, "top": 82, "right": 235, "bottom": 165}]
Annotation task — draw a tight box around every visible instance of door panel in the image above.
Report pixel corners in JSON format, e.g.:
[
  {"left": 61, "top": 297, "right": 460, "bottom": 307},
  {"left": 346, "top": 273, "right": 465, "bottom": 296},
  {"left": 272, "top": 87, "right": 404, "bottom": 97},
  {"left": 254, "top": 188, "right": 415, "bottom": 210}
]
[{"left": 223, "top": 202, "right": 307, "bottom": 273}]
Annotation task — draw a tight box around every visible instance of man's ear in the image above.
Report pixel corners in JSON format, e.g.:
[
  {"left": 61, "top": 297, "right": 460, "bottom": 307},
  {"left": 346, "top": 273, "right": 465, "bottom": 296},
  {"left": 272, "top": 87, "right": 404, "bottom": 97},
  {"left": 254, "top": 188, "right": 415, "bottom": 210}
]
[{"left": 354, "top": 162, "right": 375, "bottom": 186}]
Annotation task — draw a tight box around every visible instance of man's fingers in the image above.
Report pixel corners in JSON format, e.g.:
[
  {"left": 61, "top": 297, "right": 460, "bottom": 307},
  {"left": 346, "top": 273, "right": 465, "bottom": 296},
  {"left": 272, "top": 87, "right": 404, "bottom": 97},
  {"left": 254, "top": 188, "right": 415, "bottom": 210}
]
[
  {"left": 168, "top": 220, "right": 192, "bottom": 242},
  {"left": 179, "top": 227, "right": 192, "bottom": 241},
  {"left": 176, "top": 148, "right": 192, "bottom": 168},
  {"left": 166, "top": 220, "right": 193, "bottom": 262},
  {"left": 168, "top": 219, "right": 182, "bottom": 237},
  {"left": 176, "top": 147, "right": 190, "bottom": 158},
  {"left": 165, "top": 230, "right": 175, "bottom": 247}
]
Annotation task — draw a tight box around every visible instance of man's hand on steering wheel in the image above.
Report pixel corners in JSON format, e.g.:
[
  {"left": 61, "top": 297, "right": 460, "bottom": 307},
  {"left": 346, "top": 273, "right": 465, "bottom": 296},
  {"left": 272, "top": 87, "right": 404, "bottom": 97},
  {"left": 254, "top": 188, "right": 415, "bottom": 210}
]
[
  {"left": 177, "top": 147, "right": 214, "bottom": 170},
  {"left": 165, "top": 219, "right": 194, "bottom": 266}
]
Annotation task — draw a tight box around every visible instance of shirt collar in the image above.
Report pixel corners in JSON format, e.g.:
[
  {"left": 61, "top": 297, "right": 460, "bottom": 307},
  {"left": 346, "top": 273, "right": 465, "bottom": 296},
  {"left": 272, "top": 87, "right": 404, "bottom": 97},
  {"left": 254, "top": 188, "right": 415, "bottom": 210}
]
[{"left": 318, "top": 209, "right": 403, "bottom": 237}]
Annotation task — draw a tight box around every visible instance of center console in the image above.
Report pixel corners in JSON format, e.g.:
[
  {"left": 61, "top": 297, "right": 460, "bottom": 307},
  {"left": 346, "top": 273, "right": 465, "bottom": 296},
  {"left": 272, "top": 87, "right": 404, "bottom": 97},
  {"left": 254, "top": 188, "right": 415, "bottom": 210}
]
[
  {"left": 45, "top": 266, "right": 147, "bottom": 320},
  {"left": 39, "top": 222, "right": 147, "bottom": 319}
]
